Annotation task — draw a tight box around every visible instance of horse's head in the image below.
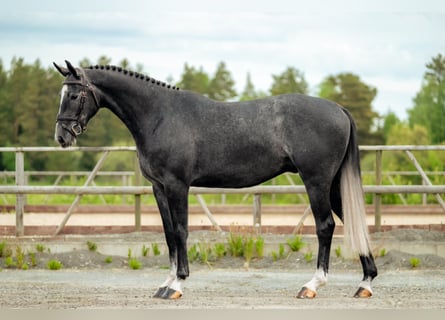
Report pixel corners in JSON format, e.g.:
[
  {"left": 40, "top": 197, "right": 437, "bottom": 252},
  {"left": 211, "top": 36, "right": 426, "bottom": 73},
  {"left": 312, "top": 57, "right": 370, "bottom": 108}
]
[{"left": 53, "top": 60, "right": 100, "bottom": 148}]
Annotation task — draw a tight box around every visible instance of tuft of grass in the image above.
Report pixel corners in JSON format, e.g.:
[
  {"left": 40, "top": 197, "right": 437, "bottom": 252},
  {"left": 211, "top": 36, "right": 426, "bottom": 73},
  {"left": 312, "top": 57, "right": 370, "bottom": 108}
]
[
  {"left": 335, "top": 246, "right": 342, "bottom": 258},
  {"left": 304, "top": 251, "right": 314, "bottom": 263},
  {"left": 152, "top": 243, "right": 161, "bottom": 256},
  {"left": 36, "top": 244, "right": 46, "bottom": 253},
  {"left": 4, "top": 256, "right": 15, "bottom": 268},
  {"left": 188, "top": 243, "right": 215, "bottom": 265},
  {"left": 272, "top": 243, "right": 286, "bottom": 261},
  {"left": 188, "top": 244, "right": 200, "bottom": 263},
  {"left": 0, "top": 241, "right": 7, "bottom": 257},
  {"left": 128, "top": 258, "right": 142, "bottom": 270},
  {"left": 379, "top": 248, "right": 387, "bottom": 257},
  {"left": 15, "top": 246, "right": 25, "bottom": 269},
  {"left": 47, "top": 259, "right": 63, "bottom": 270},
  {"left": 86, "top": 241, "right": 97, "bottom": 252},
  {"left": 142, "top": 245, "right": 149, "bottom": 257},
  {"left": 243, "top": 237, "right": 255, "bottom": 264},
  {"left": 214, "top": 243, "right": 227, "bottom": 259},
  {"left": 410, "top": 257, "right": 421, "bottom": 268},
  {"left": 227, "top": 233, "right": 244, "bottom": 257},
  {"left": 28, "top": 252, "right": 37, "bottom": 267},
  {"left": 104, "top": 256, "right": 113, "bottom": 264},
  {"left": 255, "top": 236, "right": 264, "bottom": 259},
  {"left": 287, "top": 235, "right": 305, "bottom": 252}
]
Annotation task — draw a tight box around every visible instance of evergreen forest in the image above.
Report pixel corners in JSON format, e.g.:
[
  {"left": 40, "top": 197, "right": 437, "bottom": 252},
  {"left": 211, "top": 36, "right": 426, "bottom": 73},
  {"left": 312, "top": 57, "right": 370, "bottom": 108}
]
[{"left": 0, "top": 54, "right": 444, "bottom": 190}]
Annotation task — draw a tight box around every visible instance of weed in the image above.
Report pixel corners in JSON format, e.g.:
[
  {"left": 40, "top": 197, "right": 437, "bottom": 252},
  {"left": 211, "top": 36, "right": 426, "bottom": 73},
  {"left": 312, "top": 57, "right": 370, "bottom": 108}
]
[
  {"left": 0, "top": 241, "right": 7, "bottom": 257},
  {"left": 127, "top": 248, "right": 132, "bottom": 258},
  {"left": 104, "top": 256, "right": 113, "bottom": 264},
  {"left": 287, "top": 235, "right": 305, "bottom": 252},
  {"left": 36, "top": 244, "right": 46, "bottom": 253},
  {"left": 335, "top": 246, "right": 342, "bottom": 258},
  {"left": 188, "top": 244, "right": 200, "bottom": 263},
  {"left": 128, "top": 258, "right": 142, "bottom": 270},
  {"left": 152, "top": 243, "right": 161, "bottom": 256},
  {"left": 304, "top": 251, "right": 314, "bottom": 263},
  {"left": 244, "top": 237, "right": 255, "bottom": 264},
  {"left": 28, "top": 252, "right": 37, "bottom": 267},
  {"left": 47, "top": 259, "right": 63, "bottom": 270},
  {"left": 4, "top": 247, "right": 12, "bottom": 258},
  {"left": 4, "top": 257, "right": 15, "bottom": 268},
  {"left": 278, "top": 243, "right": 285, "bottom": 258},
  {"left": 271, "top": 251, "right": 279, "bottom": 262},
  {"left": 227, "top": 233, "right": 244, "bottom": 257},
  {"left": 15, "top": 246, "right": 25, "bottom": 269},
  {"left": 188, "top": 243, "right": 215, "bottom": 264},
  {"left": 255, "top": 236, "right": 264, "bottom": 259},
  {"left": 199, "top": 243, "right": 211, "bottom": 264},
  {"left": 410, "top": 257, "right": 421, "bottom": 268},
  {"left": 142, "top": 245, "right": 149, "bottom": 257},
  {"left": 86, "top": 241, "right": 97, "bottom": 252},
  {"left": 272, "top": 243, "right": 286, "bottom": 261},
  {"left": 379, "top": 248, "right": 387, "bottom": 257},
  {"left": 214, "top": 243, "right": 227, "bottom": 259}
]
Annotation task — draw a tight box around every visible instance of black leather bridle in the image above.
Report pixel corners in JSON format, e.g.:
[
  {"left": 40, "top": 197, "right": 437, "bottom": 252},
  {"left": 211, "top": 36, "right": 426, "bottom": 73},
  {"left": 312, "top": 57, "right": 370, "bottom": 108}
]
[{"left": 56, "top": 68, "right": 99, "bottom": 136}]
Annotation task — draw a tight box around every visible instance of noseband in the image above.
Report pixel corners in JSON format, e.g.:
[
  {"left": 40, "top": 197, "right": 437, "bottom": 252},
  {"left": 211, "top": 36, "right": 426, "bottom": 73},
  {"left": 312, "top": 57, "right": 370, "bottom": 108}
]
[{"left": 56, "top": 68, "right": 100, "bottom": 136}]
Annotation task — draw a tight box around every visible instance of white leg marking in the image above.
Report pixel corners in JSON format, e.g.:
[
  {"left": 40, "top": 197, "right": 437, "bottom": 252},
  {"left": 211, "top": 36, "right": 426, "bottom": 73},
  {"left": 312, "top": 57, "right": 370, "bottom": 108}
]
[
  {"left": 303, "top": 268, "right": 328, "bottom": 293},
  {"left": 159, "top": 262, "right": 183, "bottom": 294},
  {"left": 359, "top": 277, "right": 373, "bottom": 294},
  {"left": 160, "top": 262, "right": 177, "bottom": 288}
]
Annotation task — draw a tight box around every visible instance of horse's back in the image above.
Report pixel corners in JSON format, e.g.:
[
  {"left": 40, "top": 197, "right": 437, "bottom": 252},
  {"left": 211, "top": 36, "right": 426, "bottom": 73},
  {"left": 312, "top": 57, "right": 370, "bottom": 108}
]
[{"left": 184, "top": 93, "right": 351, "bottom": 188}]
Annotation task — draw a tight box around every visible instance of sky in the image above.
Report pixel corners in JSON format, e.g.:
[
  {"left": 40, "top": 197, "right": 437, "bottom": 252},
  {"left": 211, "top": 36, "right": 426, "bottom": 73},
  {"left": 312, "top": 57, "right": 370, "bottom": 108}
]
[{"left": 1, "top": 0, "right": 444, "bottom": 120}]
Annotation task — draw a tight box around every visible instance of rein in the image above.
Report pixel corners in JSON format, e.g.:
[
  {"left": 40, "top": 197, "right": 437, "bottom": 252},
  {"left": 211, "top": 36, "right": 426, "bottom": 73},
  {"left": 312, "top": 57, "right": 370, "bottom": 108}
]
[{"left": 56, "top": 68, "right": 100, "bottom": 136}]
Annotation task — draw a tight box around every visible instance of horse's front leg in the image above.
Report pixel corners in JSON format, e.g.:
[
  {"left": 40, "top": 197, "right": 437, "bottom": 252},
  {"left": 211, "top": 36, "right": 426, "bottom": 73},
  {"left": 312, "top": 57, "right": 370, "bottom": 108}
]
[{"left": 152, "top": 182, "right": 189, "bottom": 299}]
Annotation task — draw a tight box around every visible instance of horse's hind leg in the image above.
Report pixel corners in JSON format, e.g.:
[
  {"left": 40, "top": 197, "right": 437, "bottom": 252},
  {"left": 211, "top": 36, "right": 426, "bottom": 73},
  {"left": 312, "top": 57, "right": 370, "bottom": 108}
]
[
  {"left": 330, "top": 177, "right": 378, "bottom": 297},
  {"left": 297, "top": 183, "right": 335, "bottom": 299}
]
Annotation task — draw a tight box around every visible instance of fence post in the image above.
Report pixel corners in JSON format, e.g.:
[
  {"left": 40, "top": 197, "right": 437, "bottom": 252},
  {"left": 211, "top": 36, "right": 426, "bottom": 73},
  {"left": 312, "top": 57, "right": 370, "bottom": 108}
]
[
  {"left": 374, "top": 150, "right": 382, "bottom": 232},
  {"left": 253, "top": 194, "right": 261, "bottom": 234},
  {"left": 15, "top": 151, "right": 25, "bottom": 236},
  {"left": 134, "top": 154, "right": 142, "bottom": 232}
]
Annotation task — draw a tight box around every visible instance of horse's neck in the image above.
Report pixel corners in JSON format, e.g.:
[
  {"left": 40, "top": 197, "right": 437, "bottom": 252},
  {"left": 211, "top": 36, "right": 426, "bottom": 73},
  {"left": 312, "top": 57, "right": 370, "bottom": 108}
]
[{"left": 90, "top": 71, "right": 161, "bottom": 144}]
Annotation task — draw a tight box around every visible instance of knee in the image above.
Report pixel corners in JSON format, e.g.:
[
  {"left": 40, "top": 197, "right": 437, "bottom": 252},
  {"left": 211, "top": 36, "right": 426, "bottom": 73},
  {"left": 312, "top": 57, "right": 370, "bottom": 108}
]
[{"left": 316, "top": 219, "right": 336, "bottom": 239}]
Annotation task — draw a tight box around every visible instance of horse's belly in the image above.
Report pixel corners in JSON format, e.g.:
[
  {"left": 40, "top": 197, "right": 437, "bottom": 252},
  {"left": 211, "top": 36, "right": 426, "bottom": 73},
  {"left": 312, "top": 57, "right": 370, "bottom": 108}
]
[{"left": 191, "top": 157, "right": 296, "bottom": 188}]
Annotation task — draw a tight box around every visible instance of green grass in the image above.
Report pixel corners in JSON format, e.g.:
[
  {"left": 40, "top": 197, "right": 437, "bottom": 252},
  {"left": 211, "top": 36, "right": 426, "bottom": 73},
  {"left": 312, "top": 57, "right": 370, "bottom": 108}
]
[
  {"left": 410, "top": 257, "right": 421, "bottom": 268},
  {"left": 104, "top": 256, "right": 113, "bottom": 264},
  {"left": 128, "top": 258, "right": 142, "bottom": 270},
  {"left": 151, "top": 243, "right": 161, "bottom": 256},
  {"left": 86, "top": 241, "right": 97, "bottom": 252},
  {"left": 47, "top": 259, "right": 63, "bottom": 270},
  {"left": 287, "top": 235, "right": 305, "bottom": 252}
]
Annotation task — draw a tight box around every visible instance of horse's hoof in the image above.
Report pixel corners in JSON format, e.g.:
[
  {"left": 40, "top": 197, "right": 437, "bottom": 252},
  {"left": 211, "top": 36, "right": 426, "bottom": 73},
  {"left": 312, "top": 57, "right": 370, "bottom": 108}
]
[
  {"left": 296, "top": 287, "right": 317, "bottom": 299},
  {"left": 153, "top": 286, "right": 169, "bottom": 298},
  {"left": 153, "top": 287, "right": 182, "bottom": 299},
  {"left": 353, "top": 287, "right": 372, "bottom": 298}
]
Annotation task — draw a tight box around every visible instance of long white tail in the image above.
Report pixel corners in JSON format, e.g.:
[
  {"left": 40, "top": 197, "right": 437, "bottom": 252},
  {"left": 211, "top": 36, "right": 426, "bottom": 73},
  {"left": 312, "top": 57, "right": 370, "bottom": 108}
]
[{"left": 340, "top": 110, "right": 371, "bottom": 256}]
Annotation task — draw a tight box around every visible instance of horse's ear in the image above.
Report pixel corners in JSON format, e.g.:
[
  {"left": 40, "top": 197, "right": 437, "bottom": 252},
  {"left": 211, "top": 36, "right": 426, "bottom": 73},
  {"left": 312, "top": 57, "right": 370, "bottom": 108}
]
[
  {"left": 53, "top": 62, "right": 70, "bottom": 77},
  {"left": 65, "top": 60, "right": 79, "bottom": 78}
]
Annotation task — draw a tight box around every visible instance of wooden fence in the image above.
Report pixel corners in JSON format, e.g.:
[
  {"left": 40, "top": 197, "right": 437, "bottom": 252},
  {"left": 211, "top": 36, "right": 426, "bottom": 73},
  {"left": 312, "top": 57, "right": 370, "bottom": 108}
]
[{"left": 0, "top": 146, "right": 444, "bottom": 236}]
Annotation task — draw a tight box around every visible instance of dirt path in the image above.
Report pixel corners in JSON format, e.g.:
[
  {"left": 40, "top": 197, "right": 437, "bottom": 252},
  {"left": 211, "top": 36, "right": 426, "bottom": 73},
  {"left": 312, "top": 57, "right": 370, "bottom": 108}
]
[
  {"left": 0, "top": 268, "right": 444, "bottom": 309},
  {"left": 1, "top": 229, "right": 444, "bottom": 309}
]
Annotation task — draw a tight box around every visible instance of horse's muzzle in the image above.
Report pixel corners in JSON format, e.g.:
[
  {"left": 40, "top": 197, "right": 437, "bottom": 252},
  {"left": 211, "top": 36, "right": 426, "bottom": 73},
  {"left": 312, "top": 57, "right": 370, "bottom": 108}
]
[{"left": 55, "top": 123, "right": 77, "bottom": 148}]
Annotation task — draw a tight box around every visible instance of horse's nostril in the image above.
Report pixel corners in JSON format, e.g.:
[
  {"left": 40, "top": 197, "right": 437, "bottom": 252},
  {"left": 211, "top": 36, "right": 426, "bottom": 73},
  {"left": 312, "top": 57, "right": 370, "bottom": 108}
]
[{"left": 57, "top": 136, "right": 65, "bottom": 144}]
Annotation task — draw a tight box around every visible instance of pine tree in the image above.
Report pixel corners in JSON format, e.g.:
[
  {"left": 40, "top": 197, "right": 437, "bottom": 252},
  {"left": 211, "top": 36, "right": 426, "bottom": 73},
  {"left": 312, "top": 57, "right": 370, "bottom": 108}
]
[{"left": 208, "top": 62, "right": 237, "bottom": 101}]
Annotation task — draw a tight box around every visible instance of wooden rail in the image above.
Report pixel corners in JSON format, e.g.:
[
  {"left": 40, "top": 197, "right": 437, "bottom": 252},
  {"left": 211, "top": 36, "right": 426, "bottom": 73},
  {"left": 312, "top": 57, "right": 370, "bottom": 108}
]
[{"left": 1, "top": 146, "right": 444, "bottom": 236}]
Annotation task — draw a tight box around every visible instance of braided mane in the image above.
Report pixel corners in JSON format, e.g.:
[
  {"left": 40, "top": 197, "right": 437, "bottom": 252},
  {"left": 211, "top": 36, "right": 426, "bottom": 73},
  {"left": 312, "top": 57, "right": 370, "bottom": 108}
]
[{"left": 88, "top": 65, "right": 180, "bottom": 91}]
